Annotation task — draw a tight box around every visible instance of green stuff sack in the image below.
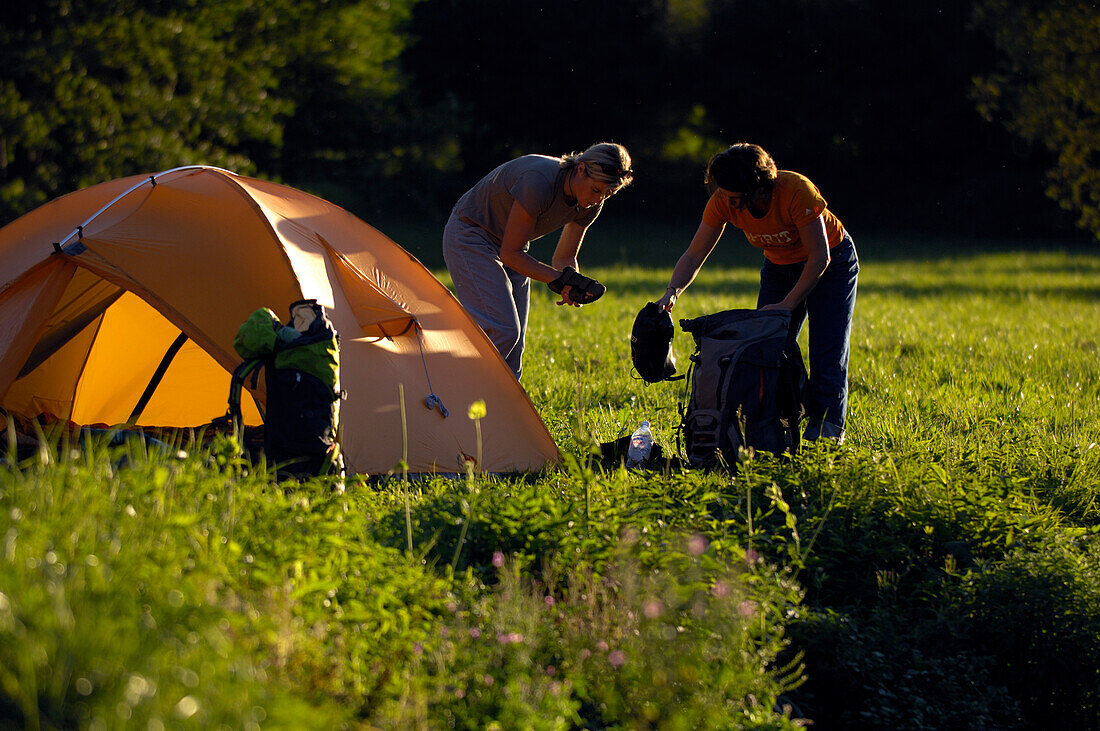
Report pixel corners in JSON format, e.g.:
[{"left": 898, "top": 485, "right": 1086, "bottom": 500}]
[
  {"left": 272, "top": 330, "right": 339, "bottom": 392},
  {"left": 233, "top": 307, "right": 280, "bottom": 359}
]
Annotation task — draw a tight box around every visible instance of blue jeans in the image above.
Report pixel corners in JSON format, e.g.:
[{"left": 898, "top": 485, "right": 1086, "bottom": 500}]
[
  {"left": 757, "top": 233, "right": 859, "bottom": 433},
  {"left": 443, "top": 217, "right": 530, "bottom": 379}
]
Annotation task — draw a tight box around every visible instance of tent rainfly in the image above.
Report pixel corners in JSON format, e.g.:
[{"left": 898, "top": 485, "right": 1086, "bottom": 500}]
[{"left": 0, "top": 166, "right": 559, "bottom": 474}]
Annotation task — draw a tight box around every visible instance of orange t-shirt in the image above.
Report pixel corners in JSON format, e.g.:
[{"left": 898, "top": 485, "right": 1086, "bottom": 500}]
[{"left": 702, "top": 170, "right": 846, "bottom": 265}]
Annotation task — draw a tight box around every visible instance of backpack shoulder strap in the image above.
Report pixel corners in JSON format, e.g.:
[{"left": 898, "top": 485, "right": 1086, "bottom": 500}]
[{"left": 227, "top": 357, "right": 266, "bottom": 427}]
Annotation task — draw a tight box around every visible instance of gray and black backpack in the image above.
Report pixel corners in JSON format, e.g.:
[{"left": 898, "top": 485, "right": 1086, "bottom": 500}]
[{"left": 678, "top": 309, "right": 807, "bottom": 469}]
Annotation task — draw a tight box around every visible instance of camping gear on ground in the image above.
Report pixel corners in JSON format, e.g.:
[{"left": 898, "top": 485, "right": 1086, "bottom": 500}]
[
  {"left": 598, "top": 431, "right": 680, "bottom": 471},
  {"left": 229, "top": 300, "right": 343, "bottom": 478},
  {"left": 547, "top": 266, "right": 606, "bottom": 304},
  {"left": 678, "top": 309, "right": 807, "bottom": 469},
  {"left": 0, "top": 166, "right": 558, "bottom": 474},
  {"left": 630, "top": 302, "right": 679, "bottom": 382},
  {"left": 625, "top": 420, "right": 654, "bottom": 468}
]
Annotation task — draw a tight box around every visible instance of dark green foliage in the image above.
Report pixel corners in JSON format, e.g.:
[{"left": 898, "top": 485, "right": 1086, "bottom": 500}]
[
  {"left": 957, "top": 534, "right": 1100, "bottom": 726},
  {"left": 972, "top": 0, "right": 1100, "bottom": 241},
  {"left": 0, "top": 0, "right": 427, "bottom": 223},
  {"left": 0, "top": 0, "right": 288, "bottom": 219},
  {"left": 0, "top": 0, "right": 1084, "bottom": 240},
  {"left": 403, "top": 0, "right": 1062, "bottom": 238},
  {"left": 751, "top": 442, "right": 1100, "bottom": 728},
  {"left": 790, "top": 608, "right": 1020, "bottom": 730}
]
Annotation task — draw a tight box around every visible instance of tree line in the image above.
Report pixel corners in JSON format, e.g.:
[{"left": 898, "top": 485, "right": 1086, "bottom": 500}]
[{"left": 1, "top": 0, "right": 1097, "bottom": 242}]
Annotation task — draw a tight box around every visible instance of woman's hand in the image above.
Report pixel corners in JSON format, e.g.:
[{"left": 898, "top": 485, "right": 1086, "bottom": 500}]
[
  {"left": 548, "top": 266, "right": 605, "bottom": 306},
  {"left": 658, "top": 221, "right": 723, "bottom": 313},
  {"left": 557, "top": 286, "right": 581, "bottom": 307}
]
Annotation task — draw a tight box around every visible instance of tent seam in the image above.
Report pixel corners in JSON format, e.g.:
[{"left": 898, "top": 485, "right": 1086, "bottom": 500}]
[{"left": 206, "top": 171, "right": 306, "bottom": 302}]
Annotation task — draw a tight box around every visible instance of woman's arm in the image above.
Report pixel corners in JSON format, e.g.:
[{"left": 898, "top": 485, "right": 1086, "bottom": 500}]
[
  {"left": 551, "top": 221, "right": 586, "bottom": 272},
  {"left": 760, "top": 215, "right": 831, "bottom": 311},
  {"left": 548, "top": 222, "right": 592, "bottom": 306},
  {"left": 656, "top": 220, "right": 724, "bottom": 311},
  {"left": 499, "top": 204, "right": 594, "bottom": 306},
  {"left": 497, "top": 200, "right": 561, "bottom": 282}
]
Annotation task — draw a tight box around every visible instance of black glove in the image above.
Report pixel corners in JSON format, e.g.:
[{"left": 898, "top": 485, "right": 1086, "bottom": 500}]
[{"left": 547, "top": 266, "right": 606, "bottom": 304}]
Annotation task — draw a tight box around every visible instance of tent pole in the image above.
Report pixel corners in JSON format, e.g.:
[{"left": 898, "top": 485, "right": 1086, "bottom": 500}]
[
  {"left": 127, "top": 332, "right": 189, "bottom": 426},
  {"left": 53, "top": 165, "right": 239, "bottom": 253}
]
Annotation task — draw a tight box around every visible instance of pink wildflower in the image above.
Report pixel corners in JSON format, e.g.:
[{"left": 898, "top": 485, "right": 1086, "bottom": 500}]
[
  {"left": 492, "top": 551, "right": 505, "bottom": 568},
  {"left": 596, "top": 640, "right": 609, "bottom": 652},
  {"left": 469, "top": 627, "right": 481, "bottom": 639},
  {"left": 738, "top": 600, "right": 757, "bottom": 618},
  {"left": 688, "top": 534, "right": 707, "bottom": 556},
  {"left": 608, "top": 650, "right": 626, "bottom": 668},
  {"left": 643, "top": 600, "right": 664, "bottom": 619}
]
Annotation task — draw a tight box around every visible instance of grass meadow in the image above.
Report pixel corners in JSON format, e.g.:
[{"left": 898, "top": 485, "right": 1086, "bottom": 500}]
[{"left": 2, "top": 227, "right": 1099, "bottom": 730}]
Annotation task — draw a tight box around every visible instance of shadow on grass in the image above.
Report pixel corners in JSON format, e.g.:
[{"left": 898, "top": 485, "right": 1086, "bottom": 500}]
[
  {"left": 380, "top": 211, "right": 1096, "bottom": 270},
  {"left": 595, "top": 270, "right": 761, "bottom": 304},
  {"left": 855, "top": 278, "right": 1100, "bottom": 302}
]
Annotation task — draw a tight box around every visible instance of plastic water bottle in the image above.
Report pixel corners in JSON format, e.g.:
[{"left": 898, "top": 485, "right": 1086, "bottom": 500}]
[{"left": 626, "top": 421, "right": 654, "bottom": 468}]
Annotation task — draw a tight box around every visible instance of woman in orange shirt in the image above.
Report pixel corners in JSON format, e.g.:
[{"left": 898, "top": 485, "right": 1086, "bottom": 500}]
[{"left": 657, "top": 143, "right": 859, "bottom": 441}]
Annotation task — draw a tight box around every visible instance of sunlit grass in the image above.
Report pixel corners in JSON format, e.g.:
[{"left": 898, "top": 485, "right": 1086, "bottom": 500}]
[
  {"left": 2, "top": 239, "right": 1099, "bottom": 728},
  {"left": 515, "top": 248, "right": 1100, "bottom": 466}
]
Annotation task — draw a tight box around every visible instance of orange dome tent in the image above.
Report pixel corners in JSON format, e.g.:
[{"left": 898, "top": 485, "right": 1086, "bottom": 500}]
[{"left": 0, "top": 166, "right": 559, "bottom": 474}]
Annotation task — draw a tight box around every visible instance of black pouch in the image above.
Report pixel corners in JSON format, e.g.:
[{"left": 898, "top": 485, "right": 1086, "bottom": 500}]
[{"left": 630, "top": 302, "right": 678, "bottom": 382}]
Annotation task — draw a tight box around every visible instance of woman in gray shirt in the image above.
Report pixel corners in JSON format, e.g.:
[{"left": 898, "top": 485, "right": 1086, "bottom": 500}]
[{"left": 443, "top": 142, "right": 633, "bottom": 379}]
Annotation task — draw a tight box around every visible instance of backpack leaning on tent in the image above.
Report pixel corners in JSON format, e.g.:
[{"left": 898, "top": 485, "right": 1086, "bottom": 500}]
[
  {"left": 228, "top": 299, "right": 344, "bottom": 478},
  {"left": 678, "top": 308, "right": 807, "bottom": 469}
]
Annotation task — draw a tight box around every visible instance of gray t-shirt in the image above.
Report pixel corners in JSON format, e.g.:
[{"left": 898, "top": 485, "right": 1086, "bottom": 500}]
[{"left": 450, "top": 155, "right": 603, "bottom": 247}]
